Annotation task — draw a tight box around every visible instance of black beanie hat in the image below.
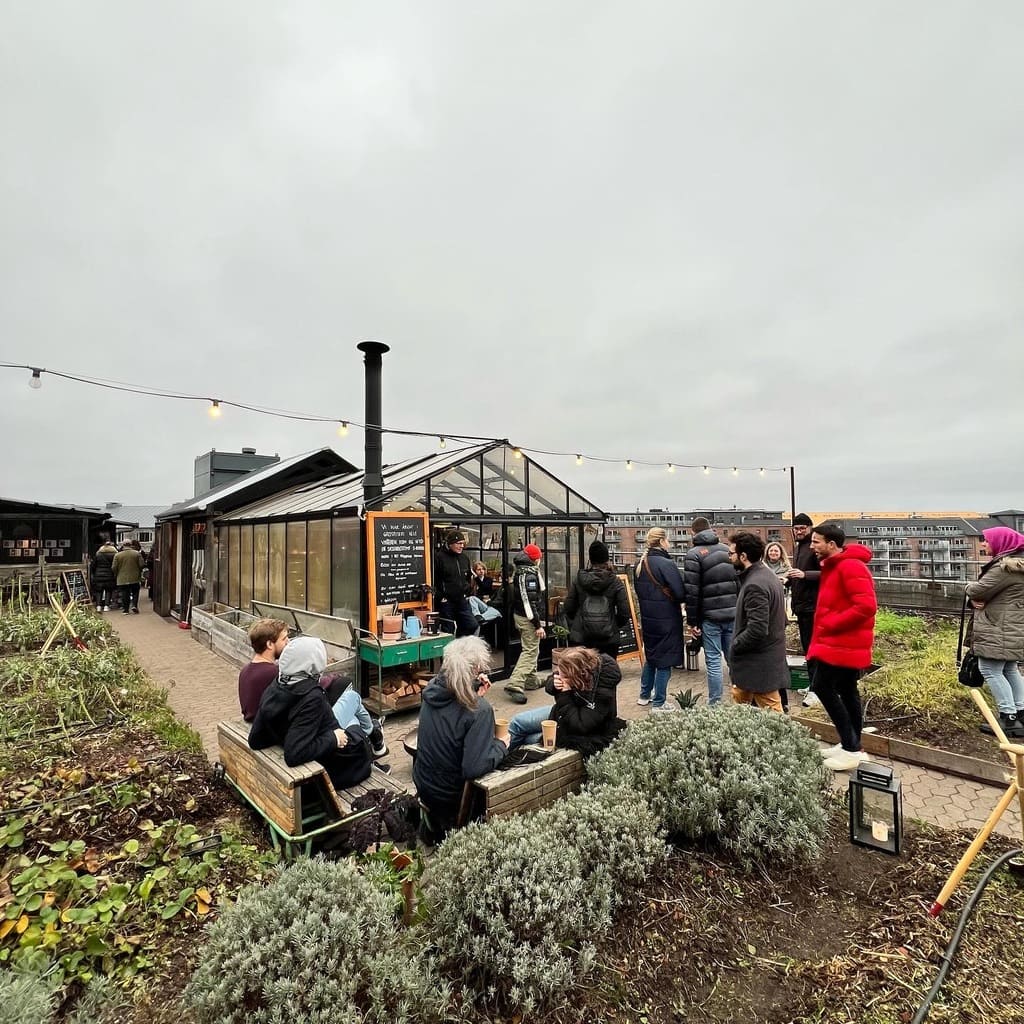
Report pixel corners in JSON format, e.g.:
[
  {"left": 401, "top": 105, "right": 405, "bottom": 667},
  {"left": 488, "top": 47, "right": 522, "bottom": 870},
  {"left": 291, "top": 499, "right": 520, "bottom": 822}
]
[
  {"left": 589, "top": 540, "right": 610, "bottom": 564},
  {"left": 793, "top": 513, "right": 813, "bottom": 527}
]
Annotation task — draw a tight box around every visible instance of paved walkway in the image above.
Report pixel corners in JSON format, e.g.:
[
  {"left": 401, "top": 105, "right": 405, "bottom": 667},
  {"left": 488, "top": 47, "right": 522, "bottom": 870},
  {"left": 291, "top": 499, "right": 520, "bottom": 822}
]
[{"left": 111, "top": 601, "right": 1023, "bottom": 839}]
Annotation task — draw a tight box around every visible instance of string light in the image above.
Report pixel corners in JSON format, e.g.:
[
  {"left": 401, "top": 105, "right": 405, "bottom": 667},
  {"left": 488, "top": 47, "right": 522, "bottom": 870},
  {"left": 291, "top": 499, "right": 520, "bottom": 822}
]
[{"left": 1, "top": 361, "right": 790, "bottom": 476}]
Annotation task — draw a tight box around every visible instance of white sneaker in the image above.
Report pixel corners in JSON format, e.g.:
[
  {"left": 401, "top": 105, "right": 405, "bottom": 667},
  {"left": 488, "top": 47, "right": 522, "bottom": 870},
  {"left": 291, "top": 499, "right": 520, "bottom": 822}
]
[
  {"left": 102, "top": 606, "right": 111, "bottom": 612},
  {"left": 650, "top": 703, "right": 678, "bottom": 713},
  {"left": 819, "top": 743, "right": 843, "bottom": 759},
  {"left": 636, "top": 696, "right": 651, "bottom": 706},
  {"left": 802, "top": 692, "right": 821, "bottom": 708},
  {"left": 823, "top": 749, "right": 869, "bottom": 772}
]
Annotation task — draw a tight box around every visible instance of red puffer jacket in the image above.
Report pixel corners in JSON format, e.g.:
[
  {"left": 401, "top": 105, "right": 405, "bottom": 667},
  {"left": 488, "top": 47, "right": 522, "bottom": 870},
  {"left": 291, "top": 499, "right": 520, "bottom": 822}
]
[{"left": 808, "top": 544, "right": 877, "bottom": 669}]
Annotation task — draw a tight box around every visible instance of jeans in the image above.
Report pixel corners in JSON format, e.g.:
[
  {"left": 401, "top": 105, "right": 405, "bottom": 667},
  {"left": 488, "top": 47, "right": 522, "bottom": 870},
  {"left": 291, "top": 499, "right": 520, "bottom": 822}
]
[
  {"left": 701, "top": 619, "right": 733, "bottom": 706},
  {"left": 440, "top": 597, "right": 479, "bottom": 637},
  {"left": 507, "top": 613, "right": 541, "bottom": 692},
  {"left": 331, "top": 690, "right": 373, "bottom": 738},
  {"left": 813, "top": 660, "right": 862, "bottom": 752},
  {"left": 508, "top": 704, "right": 554, "bottom": 748},
  {"left": 640, "top": 663, "right": 672, "bottom": 708},
  {"left": 977, "top": 657, "right": 1024, "bottom": 715}
]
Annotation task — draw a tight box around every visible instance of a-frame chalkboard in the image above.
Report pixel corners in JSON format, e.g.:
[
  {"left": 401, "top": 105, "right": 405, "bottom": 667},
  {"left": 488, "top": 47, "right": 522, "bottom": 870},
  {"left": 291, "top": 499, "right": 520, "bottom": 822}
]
[
  {"left": 616, "top": 573, "right": 644, "bottom": 664},
  {"left": 61, "top": 569, "right": 91, "bottom": 606},
  {"left": 366, "top": 511, "right": 431, "bottom": 632}
]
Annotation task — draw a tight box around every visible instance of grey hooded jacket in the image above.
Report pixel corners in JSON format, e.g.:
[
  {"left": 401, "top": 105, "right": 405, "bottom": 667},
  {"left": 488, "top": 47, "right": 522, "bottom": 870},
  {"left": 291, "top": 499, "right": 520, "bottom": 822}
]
[{"left": 965, "top": 551, "right": 1024, "bottom": 660}]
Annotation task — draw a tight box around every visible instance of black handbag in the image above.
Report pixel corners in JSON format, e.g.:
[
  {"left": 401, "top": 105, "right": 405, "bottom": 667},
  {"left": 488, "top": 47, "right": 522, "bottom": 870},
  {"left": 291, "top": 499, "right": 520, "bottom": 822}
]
[{"left": 957, "top": 597, "right": 985, "bottom": 688}]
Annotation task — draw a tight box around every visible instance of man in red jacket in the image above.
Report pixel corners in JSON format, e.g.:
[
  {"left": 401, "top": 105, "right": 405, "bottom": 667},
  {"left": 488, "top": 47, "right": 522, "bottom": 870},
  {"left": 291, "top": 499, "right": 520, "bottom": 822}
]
[{"left": 808, "top": 522, "right": 877, "bottom": 772}]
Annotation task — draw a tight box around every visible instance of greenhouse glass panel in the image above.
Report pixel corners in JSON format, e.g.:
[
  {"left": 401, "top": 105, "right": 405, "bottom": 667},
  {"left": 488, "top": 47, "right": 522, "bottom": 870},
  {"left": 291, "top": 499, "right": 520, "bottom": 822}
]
[
  {"left": 268, "top": 523, "right": 286, "bottom": 605},
  {"left": 527, "top": 462, "right": 568, "bottom": 515},
  {"left": 307, "top": 518, "right": 331, "bottom": 614},
  {"left": 227, "top": 526, "right": 240, "bottom": 609},
  {"left": 239, "top": 525, "right": 253, "bottom": 613},
  {"left": 331, "top": 518, "right": 360, "bottom": 621},
  {"left": 216, "top": 529, "right": 229, "bottom": 604},
  {"left": 482, "top": 448, "right": 527, "bottom": 515},
  {"left": 253, "top": 524, "right": 269, "bottom": 603},
  {"left": 287, "top": 521, "right": 307, "bottom": 609},
  {"left": 428, "top": 460, "right": 483, "bottom": 516}
]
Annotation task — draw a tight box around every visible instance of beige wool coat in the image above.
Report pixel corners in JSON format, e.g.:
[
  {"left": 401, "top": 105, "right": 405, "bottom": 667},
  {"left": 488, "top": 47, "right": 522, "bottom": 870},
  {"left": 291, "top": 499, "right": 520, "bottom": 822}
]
[{"left": 965, "top": 555, "right": 1024, "bottom": 660}]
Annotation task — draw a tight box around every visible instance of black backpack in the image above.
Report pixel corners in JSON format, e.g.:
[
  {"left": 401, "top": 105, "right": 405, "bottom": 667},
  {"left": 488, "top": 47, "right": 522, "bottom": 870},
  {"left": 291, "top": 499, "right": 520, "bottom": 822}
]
[{"left": 579, "top": 591, "right": 615, "bottom": 643}]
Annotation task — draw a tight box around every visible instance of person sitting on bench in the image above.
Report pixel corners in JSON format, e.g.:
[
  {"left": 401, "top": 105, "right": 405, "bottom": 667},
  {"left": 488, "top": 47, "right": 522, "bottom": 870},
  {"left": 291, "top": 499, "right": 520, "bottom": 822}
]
[
  {"left": 507, "top": 646, "right": 625, "bottom": 758},
  {"left": 413, "top": 636, "right": 507, "bottom": 840},
  {"left": 248, "top": 636, "right": 373, "bottom": 789},
  {"left": 241, "top": 618, "right": 388, "bottom": 761}
]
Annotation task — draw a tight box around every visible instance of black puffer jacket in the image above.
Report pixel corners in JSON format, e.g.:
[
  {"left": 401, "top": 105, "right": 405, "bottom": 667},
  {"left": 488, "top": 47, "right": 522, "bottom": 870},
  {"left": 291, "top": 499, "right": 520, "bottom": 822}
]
[
  {"left": 91, "top": 543, "right": 118, "bottom": 589},
  {"left": 511, "top": 552, "right": 546, "bottom": 623},
  {"left": 563, "top": 567, "right": 629, "bottom": 646},
  {"left": 547, "top": 654, "right": 625, "bottom": 758},
  {"left": 634, "top": 547, "right": 685, "bottom": 667},
  {"left": 413, "top": 672, "right": 506, "bottom": 809},
  {"left": 248, "top": 675, "right": 372, "bottom": 789},
  {"left": 789, "top": 535, "right": 821, "bottom": 615},
  {"left": 683, "top": 529, "right": 738, "bottom": 626}
]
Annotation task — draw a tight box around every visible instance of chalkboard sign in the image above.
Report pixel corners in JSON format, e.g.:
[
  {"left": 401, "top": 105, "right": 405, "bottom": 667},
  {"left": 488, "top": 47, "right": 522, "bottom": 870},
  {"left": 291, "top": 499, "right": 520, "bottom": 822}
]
[
  {"left": 61, "top": 569, "right": 91, "bottom": 606},
  {"left": 366, "top": 512, "right": 431, "bottom": 628},
  {"left": 616, "top": 573, "right": 644, "bottom": 663}
]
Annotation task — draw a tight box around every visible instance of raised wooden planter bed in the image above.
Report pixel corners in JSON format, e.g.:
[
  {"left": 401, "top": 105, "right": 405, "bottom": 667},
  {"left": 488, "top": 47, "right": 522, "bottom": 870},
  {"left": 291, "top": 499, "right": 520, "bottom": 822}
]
[
  {"left": 792, "top": 713, "right": 1010, "bottom": 787},
  {"left": 191, "top": 602, "right": 232, "bottom": 651},
  {"left": 211, "top": 608, "right": 258, "bottom": 669}
]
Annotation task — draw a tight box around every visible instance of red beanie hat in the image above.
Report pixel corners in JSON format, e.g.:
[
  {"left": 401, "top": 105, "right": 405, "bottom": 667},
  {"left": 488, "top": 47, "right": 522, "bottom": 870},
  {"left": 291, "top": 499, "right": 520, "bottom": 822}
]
[{"left": 523, "top": 544, "right": 542, "bottom": 561}]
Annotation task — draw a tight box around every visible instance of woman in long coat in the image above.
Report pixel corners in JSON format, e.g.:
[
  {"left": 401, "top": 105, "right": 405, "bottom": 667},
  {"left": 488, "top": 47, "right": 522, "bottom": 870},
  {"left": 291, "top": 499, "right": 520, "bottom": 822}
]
[
  {"left": 965, "top": 526, "right": 1024, "bottom": 738},
  {"left": 633, "top": 527, "right": 685, "bottom": 711}
]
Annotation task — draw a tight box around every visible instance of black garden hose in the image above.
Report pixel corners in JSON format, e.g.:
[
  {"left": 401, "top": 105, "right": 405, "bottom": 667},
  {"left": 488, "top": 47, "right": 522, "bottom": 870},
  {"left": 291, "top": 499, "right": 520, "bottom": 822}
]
[{"left": 911, "top": 848, "right": 1024, "bottom": 1024}]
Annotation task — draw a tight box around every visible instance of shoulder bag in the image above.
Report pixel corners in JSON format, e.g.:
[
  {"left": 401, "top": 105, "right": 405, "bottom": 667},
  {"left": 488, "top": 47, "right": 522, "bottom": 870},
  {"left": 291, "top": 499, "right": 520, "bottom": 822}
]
[
  {"left": 639, "top": 555, "right": 676, "bottom": 602},
  {"left": 957, "top": 596, "right": 985, "bottom": 688}
]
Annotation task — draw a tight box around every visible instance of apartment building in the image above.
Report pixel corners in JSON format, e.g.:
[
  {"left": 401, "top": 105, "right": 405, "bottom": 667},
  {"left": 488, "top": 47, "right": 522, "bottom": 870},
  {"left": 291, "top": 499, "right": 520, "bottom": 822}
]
[{"left": 603, "top": 508, "right": 1024, "bottom": 580}]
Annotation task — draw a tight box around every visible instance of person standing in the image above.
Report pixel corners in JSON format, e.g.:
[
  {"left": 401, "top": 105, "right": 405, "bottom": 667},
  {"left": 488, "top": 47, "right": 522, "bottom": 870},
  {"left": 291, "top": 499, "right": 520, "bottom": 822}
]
[
  {"left": 808, "top": 522, "right": 877, "bottom": 772},
  {"left": 90, "top": 536, "right": 118, "bottom": 612},
  {"left": 504, "top": 544, "right": 546, "bottom": 703},
  {"left": 112, "top": 541, "right": 145, "bottom": 614},
  {"left": 562, "top": 540, "right": 629, "bottom": 658},
  {"left": 964, "top": 526, "right": 1024, "bottom": 739},
  {"left": 433, "top": 530, "right": 478, "bottom": 637},
  {"left": 727, "top": 532, "right": 788, "bottom": 712},
  {"left": 683, "top": 517, "right": 738, "bottom": 707},
  {"left": 787, "top": 513, "right": 822, "bottom": 707},
  {"left": 634, "top": 528, "right": 685, "bottom": 711}
]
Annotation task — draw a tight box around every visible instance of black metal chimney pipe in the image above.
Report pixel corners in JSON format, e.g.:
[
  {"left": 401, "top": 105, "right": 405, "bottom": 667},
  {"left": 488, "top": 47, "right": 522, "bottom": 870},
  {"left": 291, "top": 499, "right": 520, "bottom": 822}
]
[{"left": 358, "top": 341, "right": 390, "bottom": 505}]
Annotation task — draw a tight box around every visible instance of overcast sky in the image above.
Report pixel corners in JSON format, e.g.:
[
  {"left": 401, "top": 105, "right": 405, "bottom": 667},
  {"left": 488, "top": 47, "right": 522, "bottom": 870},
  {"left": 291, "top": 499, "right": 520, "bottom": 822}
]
[{"left": 2, "top": 2, "right": 1022, "bottom": 516}]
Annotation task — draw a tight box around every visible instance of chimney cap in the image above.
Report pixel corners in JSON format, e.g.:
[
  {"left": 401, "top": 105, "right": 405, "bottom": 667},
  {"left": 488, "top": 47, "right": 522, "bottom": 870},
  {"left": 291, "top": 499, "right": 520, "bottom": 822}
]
[
  {"left": 357, "top": 340, "right": 390, "bottom": 356},
  {"left": 241, "top": 447, "right": 257, "bottom": 455}
]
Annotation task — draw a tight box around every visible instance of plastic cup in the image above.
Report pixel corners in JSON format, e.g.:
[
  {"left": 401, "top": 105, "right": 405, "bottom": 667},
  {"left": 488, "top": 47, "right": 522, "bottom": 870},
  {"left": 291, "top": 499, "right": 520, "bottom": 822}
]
[
  {"left": 494, "top": 718, "right": 509, "bottom": 743},
  {"left": 541, "top": 719, "right": 557, "bottom": 750}
]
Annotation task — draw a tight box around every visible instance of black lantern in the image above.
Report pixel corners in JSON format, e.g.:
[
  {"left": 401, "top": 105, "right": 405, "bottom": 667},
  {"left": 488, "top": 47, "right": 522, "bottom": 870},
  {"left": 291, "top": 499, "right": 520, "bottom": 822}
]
[{"left": 849, "top": 763, "right": 902, "bottom": 856}]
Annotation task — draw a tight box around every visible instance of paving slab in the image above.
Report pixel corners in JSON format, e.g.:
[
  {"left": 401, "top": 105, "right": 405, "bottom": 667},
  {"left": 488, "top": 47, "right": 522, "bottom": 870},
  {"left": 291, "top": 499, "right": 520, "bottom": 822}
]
[{"left": 109, "top": 604, "right": 1023, "bottom": 840}]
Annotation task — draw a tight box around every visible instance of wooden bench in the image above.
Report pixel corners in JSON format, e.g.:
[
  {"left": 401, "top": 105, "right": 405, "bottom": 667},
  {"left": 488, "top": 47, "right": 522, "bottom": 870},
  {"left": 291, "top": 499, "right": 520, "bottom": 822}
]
[
  {"left": 217, "top": 719, "right": 407, "bottom": 857},
  {"left": 467, "top": 747, "right": 585, "bottom": 821}
]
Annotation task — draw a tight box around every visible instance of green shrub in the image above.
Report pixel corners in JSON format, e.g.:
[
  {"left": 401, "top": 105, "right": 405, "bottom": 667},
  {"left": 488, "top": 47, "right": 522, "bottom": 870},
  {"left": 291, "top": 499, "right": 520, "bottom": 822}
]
[
  {"left": 425, "top": 786, "right": 664, "bottom": 1013},
  {"left": 588, "top": 707, "right": 831, "bottom": 869},
  {"left": 182, "top": 856, "right": 450, "bottom": 1024},
  {"left": 0, "top": 971, "right": 55, "bottom": 1024}
]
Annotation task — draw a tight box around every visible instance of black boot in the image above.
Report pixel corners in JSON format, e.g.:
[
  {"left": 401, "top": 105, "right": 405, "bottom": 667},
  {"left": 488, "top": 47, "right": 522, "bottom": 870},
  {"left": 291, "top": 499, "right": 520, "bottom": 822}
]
[
  {"left": 369, "top": 722, "right": 389, "bottom": 758},
  {"left": 1001, "top": 712, "right": 1024, "bottom": 739}
]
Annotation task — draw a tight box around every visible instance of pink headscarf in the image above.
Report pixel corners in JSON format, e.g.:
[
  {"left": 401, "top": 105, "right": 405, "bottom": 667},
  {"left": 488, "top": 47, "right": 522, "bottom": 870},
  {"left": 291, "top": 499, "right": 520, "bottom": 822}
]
[{"left": 983, "top": 527, "right": 1024, "bottom": 558}]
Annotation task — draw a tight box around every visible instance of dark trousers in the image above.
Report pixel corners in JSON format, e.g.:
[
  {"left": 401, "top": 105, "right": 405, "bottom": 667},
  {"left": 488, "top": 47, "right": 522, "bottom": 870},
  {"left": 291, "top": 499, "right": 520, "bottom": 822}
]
[
  {"left": 813, "top": 660, "right": 862, "bottom": 752},
  {"left": 120, "top": 583, "right": 141, "bottom": 612},
  {"left": 795, "top": 610, "right": 818, "bottom": 693},
  {"left": 440, "top": 596, "right": 478, "bottom": 638}
]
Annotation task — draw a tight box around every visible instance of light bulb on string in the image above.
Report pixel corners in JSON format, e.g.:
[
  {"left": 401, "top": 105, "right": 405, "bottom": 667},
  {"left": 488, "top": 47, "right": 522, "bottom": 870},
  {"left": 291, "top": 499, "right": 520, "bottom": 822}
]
[
  {"left": 337, "top": 421, "right": 349, "bottom": 437},
  {"left": 28, "top": 369, "right": 43, "bottom": 390},
  {"left": 512, "top": 446, "right": 523, "bottom": 459},
  {"left": 575, "top": 454, "right": 583, "bottom": 466},
  {"left": 625, "top": 460, "right": 633, "bottom": 471},
  {"left": 759, "top": 467, "right": 765, "bottom": 476},
  {"left": 439, "top": 436, "right": 447, "bottom": 450},
  {"left": 209, "top": 400, "right": 222, "bottom": 419},
  {"left": 702, "top": 465, "right": 709, "bottom": 475},
  {"left": 732, "top": 467, "right": 738, "bottom": 476},
  {"left": 667, "top": 463, "right": 675, "bottom": 473}
]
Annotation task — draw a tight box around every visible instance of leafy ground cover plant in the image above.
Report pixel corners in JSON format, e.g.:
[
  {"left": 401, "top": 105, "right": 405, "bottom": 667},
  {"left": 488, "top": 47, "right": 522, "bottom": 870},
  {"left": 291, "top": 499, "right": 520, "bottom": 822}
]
[
  {"left": 182, "top": 856, "right": 450, "bottom": 1024},
  {"left": 588, "top": 707, "right": 831, "bottom": 870},
  {"left": 424, "top": 786, "right": 664, "bottom": 1013}
]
